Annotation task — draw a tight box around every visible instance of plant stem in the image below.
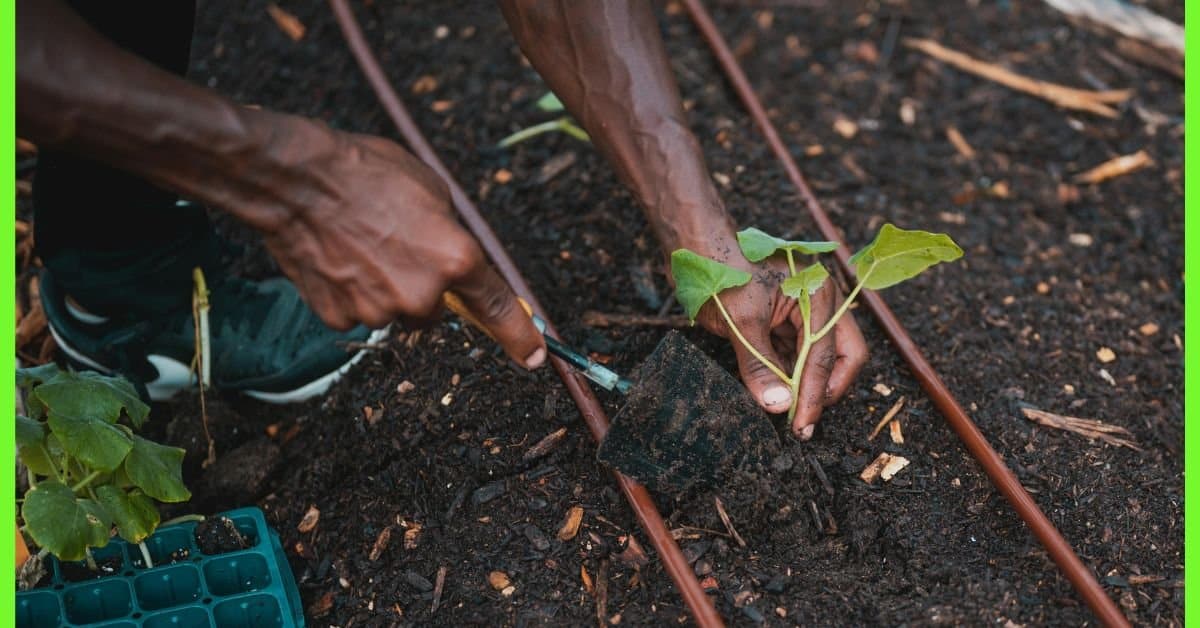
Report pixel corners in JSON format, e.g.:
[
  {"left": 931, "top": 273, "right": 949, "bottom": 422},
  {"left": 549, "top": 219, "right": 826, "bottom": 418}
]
[
  {"left": 71, "top": 470, "right": 101, "bottom": 493},
  {"left": 161, "top": 514, "right": 206, "bottom": 526},
  {"left": 785, "top": 249, "right": 797, "bottom": 275},
  {"left": 498, "top": 117, "right": 590, "bottom": 148},
  {"left": 26, "top": 468, "right": 36, "bottom": 489},
  {"left": 139, "top": 542, "right": 155, "bottom": 569},
  {"left": 712, "top": 295, "right": 792, "bottom": 385},
  {"left": 812, "top": 271, "right": 871, "bottom": 342},
  {"left": 787, "top": 292, "right": 814, "bottom": 422},
  {"left": 85, "top": 548, "right": 97, "bottom": 571}
]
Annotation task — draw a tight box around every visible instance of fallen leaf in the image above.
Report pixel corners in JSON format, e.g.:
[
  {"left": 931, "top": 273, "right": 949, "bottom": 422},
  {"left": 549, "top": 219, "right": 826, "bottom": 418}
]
[
  {"left": 266, "top": 3, "right": 305, "bottom": 41},
  {"left": 557, "top": 506, "right": 584, "bottom": 541},
  {"left": 297, "top": 505, "right": 320, "bottom": 533}
]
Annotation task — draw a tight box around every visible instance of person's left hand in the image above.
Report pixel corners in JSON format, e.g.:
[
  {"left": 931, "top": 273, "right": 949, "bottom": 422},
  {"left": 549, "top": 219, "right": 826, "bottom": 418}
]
[{"left": 680, "top": 239, "right": 868, "bottom": 440}]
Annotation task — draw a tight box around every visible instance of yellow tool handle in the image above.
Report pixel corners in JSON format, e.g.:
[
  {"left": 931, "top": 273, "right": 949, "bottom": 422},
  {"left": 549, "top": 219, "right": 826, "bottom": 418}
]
[{"left": 441, "top": 292, "right": 534, "bottom": 340}]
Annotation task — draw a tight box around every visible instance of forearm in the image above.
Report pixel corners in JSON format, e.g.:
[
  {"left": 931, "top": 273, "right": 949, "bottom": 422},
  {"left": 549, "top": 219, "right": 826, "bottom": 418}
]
[
  {"left": 16, "top": 0, "right": 318, "bottom": 232},
  {"left": 498, "top": 0, "right": 735, "bottom": 255}
]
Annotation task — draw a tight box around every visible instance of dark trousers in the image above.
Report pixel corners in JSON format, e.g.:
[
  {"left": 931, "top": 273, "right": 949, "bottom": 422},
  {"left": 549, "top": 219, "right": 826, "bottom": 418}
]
[{"left": 33, "top": 1, "right": 219, "bottom": 316}]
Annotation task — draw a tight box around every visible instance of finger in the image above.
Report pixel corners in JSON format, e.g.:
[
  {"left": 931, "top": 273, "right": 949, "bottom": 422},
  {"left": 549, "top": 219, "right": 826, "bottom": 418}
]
[
  {"left": 728, "top": 318, "right": 793, "bottom": 414},
  {"left": 825, "top": 308, "right": 868, "bottom": 402},
  {"left": 792, "top": 288, "right": 836, "bottom": 439},
  {"left": 451, "top": 255, "right": 547, "bottom": 370},
  {"left": 297, "top": 271, "right": 354, "bottom": 331}
]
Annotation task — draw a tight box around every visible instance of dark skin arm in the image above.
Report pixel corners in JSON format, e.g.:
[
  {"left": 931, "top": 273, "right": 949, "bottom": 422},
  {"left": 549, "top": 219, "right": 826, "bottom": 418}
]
[
  {"left": 498, "top": 0, "right": 867, "bottom": 436},
  {"left": 17, "top": 0, "right": 547, "bottom": 371}
]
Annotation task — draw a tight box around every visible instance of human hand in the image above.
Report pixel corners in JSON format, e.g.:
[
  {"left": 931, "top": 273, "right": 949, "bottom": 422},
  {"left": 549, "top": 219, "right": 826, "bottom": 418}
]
[
  {"left": 235, "top": 115, "right": 547, "bottom": 370},
  {"left": 684, "top": 240, "right": 867, "bottom": 439}
]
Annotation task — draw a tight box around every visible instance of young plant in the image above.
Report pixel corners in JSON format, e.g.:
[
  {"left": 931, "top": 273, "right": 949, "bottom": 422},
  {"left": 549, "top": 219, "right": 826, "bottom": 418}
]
[
  {"left": 670, "top": 224, "right": 963, "bottom": 423},
  {"left": 16, "top": 364, "right": 191, "bottom": 570},
  {"left": 497, "top": 91, "right": 591, "bottom": 148}
]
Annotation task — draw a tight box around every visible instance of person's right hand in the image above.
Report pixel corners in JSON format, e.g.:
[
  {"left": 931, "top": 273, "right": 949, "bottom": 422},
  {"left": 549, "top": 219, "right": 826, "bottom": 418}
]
[{"left": 234, "top": 114, "right": 547, "bottom": 370}]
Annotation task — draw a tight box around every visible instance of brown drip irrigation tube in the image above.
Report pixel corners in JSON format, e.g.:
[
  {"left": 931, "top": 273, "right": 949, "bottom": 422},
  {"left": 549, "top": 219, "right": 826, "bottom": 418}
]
[
  {"left": 681, "top": 0, "right": 1130, "bottom": 625},
  {"left": 327, "top": 2, "right": 725, "bottom": 626}
]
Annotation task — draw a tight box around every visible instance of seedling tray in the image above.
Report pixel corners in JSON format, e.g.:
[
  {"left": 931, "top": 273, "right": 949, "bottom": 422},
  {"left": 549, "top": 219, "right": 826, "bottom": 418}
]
[{"left": 16, "top": 507, "right": 304, "bottom": 627}]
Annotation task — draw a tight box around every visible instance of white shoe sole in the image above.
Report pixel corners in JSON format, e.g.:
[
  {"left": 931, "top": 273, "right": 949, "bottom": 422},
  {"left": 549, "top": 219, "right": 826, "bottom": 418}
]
[{"left": 48, "top": 322, "right": 391, "bottom": 404}]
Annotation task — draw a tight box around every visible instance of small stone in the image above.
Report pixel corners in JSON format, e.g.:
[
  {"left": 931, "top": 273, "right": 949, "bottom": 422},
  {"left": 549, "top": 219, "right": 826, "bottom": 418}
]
[
  {"left": 1068, "top": 233, "right": 1094, "bottom": 247},
  {"left": 776, "top": 607, "right": 788, "bottom": 618},
  {"left": 339, "top": 577, "right": 351, "bottom": 589},
  {"left": 694, "top": 559, "right": 713, "bottom": 577},
  {"left": 472, "top": 481, "right": 505, "bottom": 505},
  {"left": 441, "top": 393, "right": 453, "bottom": 406},
  {"left": 682, "top": 541, "right": 711, "bottom": 565},
  {"left": 434, "top": 25, "right": 450, "bottom": 39},
  {"left": 1139, "top": 322, "right": 1160, "bottom": 336},
  {"left": 411, "top": 75, "right": 438, "bottom": 94},
  {"left": 764, "top": 575, "right": 788, "bottom": 593},
  {"left": 1063, "top": 384, "right": 1075, "bottom": 395},
  {"left": 700, "top": 576, "right": 719, "bottom": 591},
  {"left": 488, "top": 571, "right": 511, "bottom": 591},
  {"left": 404, "top": 571, "right": 433, "bottom": 592},
  {"left": 501, "top": 585, "right": 515, "bottom": 597},
  {"left": 741, "top": 605, "right": 766, "bottom": 624},
  {"left": 525, "top": 524, "right": 551, "bottom": 551},
  {"left": 451, "top": 373, "right": 461, "bottom": 386},
  {"left": 493, "top": 169, "right": 513, "bottom": 184},
  {"left": 397, "top": 380, "right": 415, "bottom": 394},
  {"left": 1036, "top": 282, "right": 1051, "bottom": 294},
  {"left": 833, "top": 117, "right": 858, "bottom": 138},
  {"left": 1096, "top": 347, "right": 1116, "bottom": 363}
]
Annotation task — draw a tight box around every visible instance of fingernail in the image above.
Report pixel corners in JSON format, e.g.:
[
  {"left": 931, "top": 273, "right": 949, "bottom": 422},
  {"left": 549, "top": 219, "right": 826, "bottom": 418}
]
[
  {"left": 524, "top": 347, "right": 546, "bottom": 369},
  {"left": 798, "top": 424, "right": 815, "bottom": 441},
  {"left": 763, "top": 386, "right": 791, "bottom": 407}
]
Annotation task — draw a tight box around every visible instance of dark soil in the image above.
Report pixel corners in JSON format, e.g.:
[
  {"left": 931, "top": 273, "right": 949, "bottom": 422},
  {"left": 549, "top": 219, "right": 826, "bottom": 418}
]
[
  {"left": 194, "top": 516, "right": 250, "bottom": 555},
  {"left": 59, "top": 554, "right": 122, "bottom": 583},
  {"left": 136, "top": 0, "right": 1184, "bottom": 625}
]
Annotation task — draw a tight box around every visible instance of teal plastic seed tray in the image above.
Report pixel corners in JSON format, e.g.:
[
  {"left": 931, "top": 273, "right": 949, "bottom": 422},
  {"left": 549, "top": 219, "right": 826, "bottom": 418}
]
[{"left": 16, "top": 507, "right": 304, "bottom": 627}]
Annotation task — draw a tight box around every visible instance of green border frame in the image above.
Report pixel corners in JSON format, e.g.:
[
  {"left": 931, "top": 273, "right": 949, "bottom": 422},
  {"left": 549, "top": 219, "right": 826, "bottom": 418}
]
[
  {"left": 1186, "top": 0, "right": 1196, "bottom": 623},
  {"left": 3, "top": 0, "right": 15, "bottom": 625}
]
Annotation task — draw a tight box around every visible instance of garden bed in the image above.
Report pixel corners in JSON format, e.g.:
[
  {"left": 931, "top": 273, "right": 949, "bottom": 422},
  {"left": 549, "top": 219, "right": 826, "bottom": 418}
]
[{"left": 142, "top": 0, "right": 1184, "bottom": 625}]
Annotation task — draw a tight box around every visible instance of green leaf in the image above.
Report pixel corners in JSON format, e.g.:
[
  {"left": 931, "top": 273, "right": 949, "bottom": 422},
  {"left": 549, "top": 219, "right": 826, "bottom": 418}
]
[
  {"left": 96, "top": 486, "right": 159, "bottom": 544},
  {"left": 736, "top": 227, "right": 838, "bottom": 262},
  {"left": 21, "top": 481, "right": 111, "bottom": 562},
  {"left": 781, "top": 263, "right": 829, "bottom": 299},
  {"left": 46, "top": 411, "right": 133, "bottom": 472},
  {"left": 125, "top": 436, "right": 190, "bottom": 503},
  {"left": 782, "top": 263, "right": 830, "bottom": 321},
  {"left": 16, "top": 416, "right": 56, "bottom": 477},
  {"left": 17, "top": 363, "right": 61, "bottom": 389},
  {"left": 34, "top": 370, "right": 150, "bottom": 429},
  {"left": 536, "top": 92, "right": 565, "bottom": 112},
  {"left": 848, "top": 223, "right": 963, "bottom": 290},
  {"left": 670, "top": 250, "right": 752, "bottom": 321}
]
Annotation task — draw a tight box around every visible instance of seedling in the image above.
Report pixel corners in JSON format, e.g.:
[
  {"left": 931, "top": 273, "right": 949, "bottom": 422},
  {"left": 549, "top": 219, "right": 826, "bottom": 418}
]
[
  {"left": 16, "top": 364, "right": 191, "bottom": 570},
  {"left": 497, "top": 91, "right": 590, "bottom": 148},
  {"left": 670, "top": 224, "right": 963, "bottom": 423}
]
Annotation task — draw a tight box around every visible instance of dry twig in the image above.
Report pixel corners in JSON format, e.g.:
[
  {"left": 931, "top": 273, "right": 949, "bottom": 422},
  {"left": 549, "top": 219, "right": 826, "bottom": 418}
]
[
  {"left": 713, "top": 496, "right": 746, "bottom": 548},
  {"left": 1021, "top": 406, "right": 1142, "bottom": 451},
  {"left": 266, "top": 3, "right": 306, "bottom": 41},
  {"left": 582, "top": 310, "right": 692, "bottom": 328},
  {"left": 903, "top": 38, "right": 1132, "bottom": 117},
  {"left": 868, "top": 396, "right": 906, "bottom": 440},
  {"left": 1073, "top": 149, "right": 1153, "bottom": 184}
]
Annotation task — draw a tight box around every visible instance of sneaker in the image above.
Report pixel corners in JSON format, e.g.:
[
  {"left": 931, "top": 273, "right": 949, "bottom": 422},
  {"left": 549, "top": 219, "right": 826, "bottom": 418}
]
[{"left": 39, "top": 268, "right": 388, "bottom": 403}]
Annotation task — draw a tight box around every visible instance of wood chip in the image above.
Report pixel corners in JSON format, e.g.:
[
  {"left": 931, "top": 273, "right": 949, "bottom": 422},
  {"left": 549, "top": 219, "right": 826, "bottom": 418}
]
[
  {"left": 431, "top": 566, "right": 448, "bottom": 613},
  {"left": 368, "top": 526, "right": 392, "bottom": 561},
  {"left": 1139, "top": 322, "right": 1159, "bottom": 336},
  {"left": 873, "top": 383, "right": 893, "bottom": 396},
  {"left": 713, "top": 496, "right": 746, "bottom": 548},
  {"left": 898, "top": 99, "right": 916, "bottom": 126},
  {"left": 1096, "top": 347, "right": 1116, "bottom": 363},
  {"left": 431, "top": 99, "right": 455, "bottom": 113},
  {"left": 411, "top": 75, "right": 438, "bottom": 94},
  {"left": 535, "top": 151, "right": 578, "bottom": 184},
  {"left": 308, "top": 591, "right": 334, "bottom": 617},
  {"left": 297, "top": 505, "right": 320, "bottom": 533},
  {"left": 488, "top": 570, "right": 511, "bottom": 591},
  {"left": 1073, "top": 150, "right": 1153, "bottom": 184},
  {"left": 557, "top": 505, "right": 584, "bottom": 541},
  {"left": 868, "top": 396, "right": 906, "bottom": 440},
  {"left": 889, "top": 419, "right": 904, "bottom": 444},
  {"left": 1021, "top": 406, "right": 1141, "bottom": 450},
  {"left": 944, "top": 126, "right": 976, "bottom": 159},
  {"left": 860, "top": 452, "right": 910, "bottom": 484},
  {"left": 1068, "top": 233, "right": 1094, "bottom": 247},
  {"left": 833, "top": 117, "right": 858, "bottom": 138},
  {"left": 580, "top": 564, "right": 594, "bottom": 593},
  {"left": 615, "top": 535, "right": 649, "bottom": 568},
  {"left": 525, "top": 427, "right": 568, "bottom": 462},
  {"left": 1127, "top": 574, "right": 1165, "bottom": 585},
  {"left": 266, "top": 3, "right": 305, "bottom": 41},
  {"left": 397, "top": 380, "right": 415, "bottom": 394},
  {"left": 493, "top": 168, "right": 513, "bottom": 184},
  {"left": 403, "top": 522, "right": 422, "bottom": 549},
  {"left": 1099, "top": 368, "right": 1117, "bottom": 386},
  {"left": 903, "top": 38, "right": 1132, "bottom": 117}
]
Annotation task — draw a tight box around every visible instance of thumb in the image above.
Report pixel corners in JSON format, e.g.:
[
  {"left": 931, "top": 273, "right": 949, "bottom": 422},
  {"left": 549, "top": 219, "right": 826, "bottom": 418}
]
[{"left": 728, "top": 321, "right": 792, "bottom": 414}]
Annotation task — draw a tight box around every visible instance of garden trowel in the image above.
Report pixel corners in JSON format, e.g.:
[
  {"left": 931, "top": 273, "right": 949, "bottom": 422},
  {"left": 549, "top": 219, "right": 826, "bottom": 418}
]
[{"left": 443, "top": 293, "right": 780, "bottom": 494}]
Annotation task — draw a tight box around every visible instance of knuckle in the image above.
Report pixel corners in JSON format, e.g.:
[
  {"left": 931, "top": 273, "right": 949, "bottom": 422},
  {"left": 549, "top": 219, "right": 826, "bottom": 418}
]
[{"left": 439, "top": 236, "right": 483, "bottom": 280}]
